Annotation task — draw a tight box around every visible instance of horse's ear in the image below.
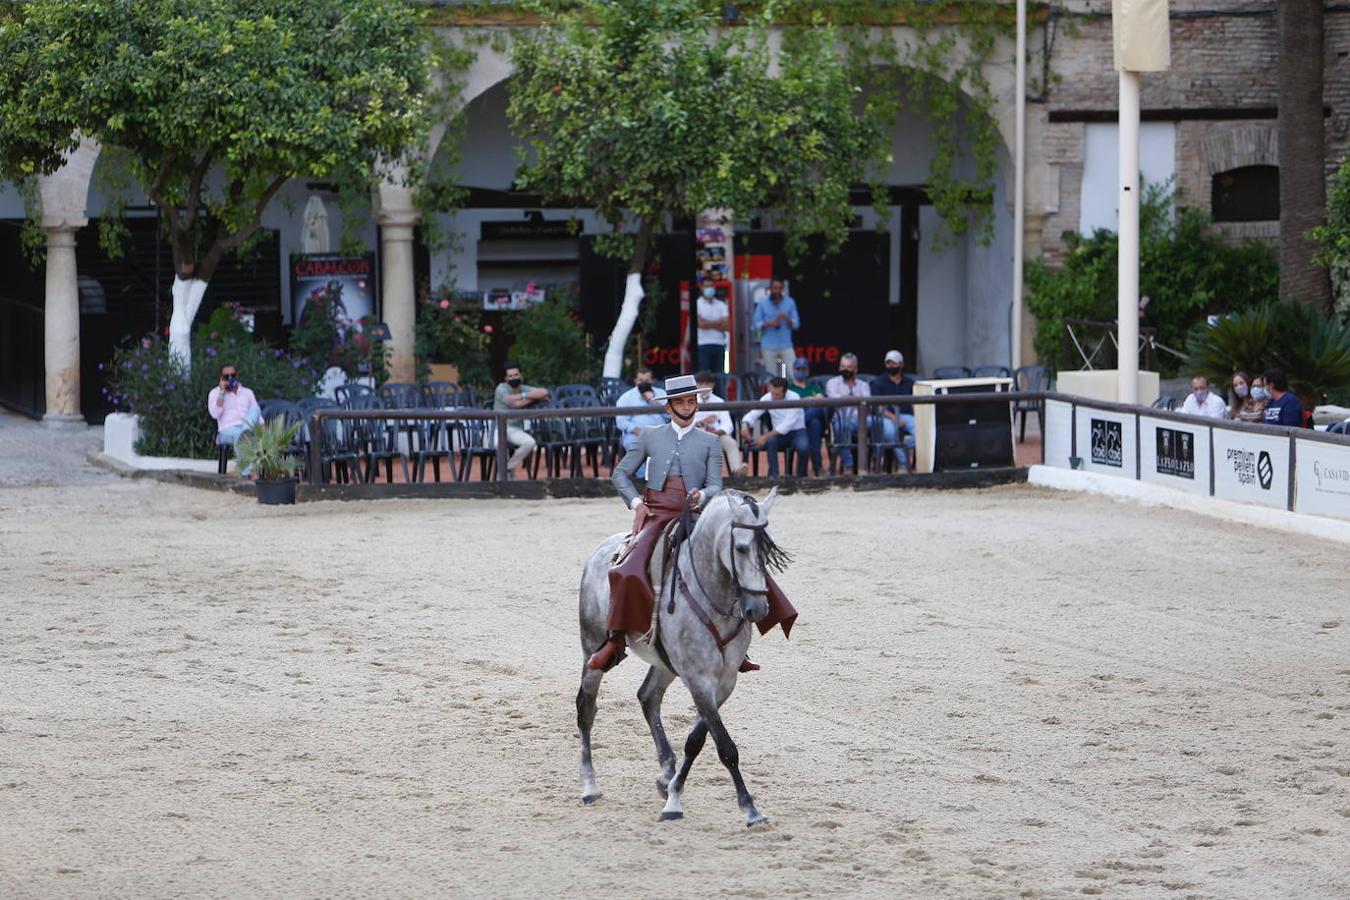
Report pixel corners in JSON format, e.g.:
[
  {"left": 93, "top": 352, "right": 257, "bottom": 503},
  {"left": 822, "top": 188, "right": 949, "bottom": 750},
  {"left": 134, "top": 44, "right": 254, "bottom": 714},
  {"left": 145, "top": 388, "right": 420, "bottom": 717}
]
[{"left": 759, "top": 486, "right": 779, "bottom": 517}]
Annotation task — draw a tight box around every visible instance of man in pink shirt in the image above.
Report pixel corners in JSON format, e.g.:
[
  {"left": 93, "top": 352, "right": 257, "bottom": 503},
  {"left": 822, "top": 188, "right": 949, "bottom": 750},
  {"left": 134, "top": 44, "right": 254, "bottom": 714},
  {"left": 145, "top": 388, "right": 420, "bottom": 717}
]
[{"left": 207, "top": 363, "right": 262, "bottom": 463}]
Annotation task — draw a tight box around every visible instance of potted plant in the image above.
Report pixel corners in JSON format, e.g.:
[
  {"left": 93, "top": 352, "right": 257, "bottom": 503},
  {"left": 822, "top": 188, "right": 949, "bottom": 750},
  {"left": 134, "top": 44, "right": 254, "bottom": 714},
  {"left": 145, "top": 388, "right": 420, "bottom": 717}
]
[{"left": 234, "top": 417, "right": 304, "bottom": 505}]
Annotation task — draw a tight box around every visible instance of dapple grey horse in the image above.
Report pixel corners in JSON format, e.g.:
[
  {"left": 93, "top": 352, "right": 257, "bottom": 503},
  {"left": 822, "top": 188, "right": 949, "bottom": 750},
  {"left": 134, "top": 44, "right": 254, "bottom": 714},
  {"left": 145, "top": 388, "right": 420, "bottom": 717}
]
[{"left": 577, "top": 488, "right": 790, "bottom": 826}]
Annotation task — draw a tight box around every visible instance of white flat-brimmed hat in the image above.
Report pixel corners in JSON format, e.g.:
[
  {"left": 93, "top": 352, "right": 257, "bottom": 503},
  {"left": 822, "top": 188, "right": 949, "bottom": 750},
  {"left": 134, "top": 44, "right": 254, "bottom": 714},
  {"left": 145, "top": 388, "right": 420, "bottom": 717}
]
[{"left": 659, "top": 374, "right": 699, "bottom": 401}]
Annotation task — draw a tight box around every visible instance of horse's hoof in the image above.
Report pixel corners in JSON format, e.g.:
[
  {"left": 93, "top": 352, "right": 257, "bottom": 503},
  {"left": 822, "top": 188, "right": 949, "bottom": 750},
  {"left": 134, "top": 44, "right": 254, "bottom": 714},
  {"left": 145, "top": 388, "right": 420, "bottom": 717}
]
[
  {"left": 659, "top": 811, "right": 684, "bottom": 821},
  {"left": 582, "top": 793, "right": 602, "bottom": 806},
  {"left": 746, "top": 815, "right": 770, "bottom": 828}
]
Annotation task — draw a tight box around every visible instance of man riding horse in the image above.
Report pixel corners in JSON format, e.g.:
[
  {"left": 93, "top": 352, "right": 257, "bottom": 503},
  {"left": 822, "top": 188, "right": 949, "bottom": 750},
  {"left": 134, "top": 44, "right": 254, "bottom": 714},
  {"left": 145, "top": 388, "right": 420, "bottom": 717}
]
[{"left": 586, "top": 374, "right": 796, "bottom": 672}]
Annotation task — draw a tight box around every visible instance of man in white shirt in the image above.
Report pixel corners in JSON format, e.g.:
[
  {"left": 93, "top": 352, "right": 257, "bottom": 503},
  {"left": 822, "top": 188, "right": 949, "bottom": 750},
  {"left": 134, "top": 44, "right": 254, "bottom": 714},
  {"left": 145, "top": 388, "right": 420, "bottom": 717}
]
[
  {"left": 694, "top": 370, "right": 744, "bottom": 475},
  {"left": 1181, "top": 374, "right": 1227, "bottom": 419},
  {"left": 739, "top": 376, "right": 809, "bottom": 477},
  {"left": 695, "top": 281, "right": 730, "bottom": 373}
]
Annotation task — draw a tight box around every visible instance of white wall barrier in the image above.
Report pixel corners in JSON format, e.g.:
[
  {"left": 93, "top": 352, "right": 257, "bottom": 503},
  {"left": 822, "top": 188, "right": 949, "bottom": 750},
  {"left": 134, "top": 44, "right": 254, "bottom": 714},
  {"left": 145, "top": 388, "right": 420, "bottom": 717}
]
[{"left": 1040, "top": 393, "right": 1350, "bottom": 525}]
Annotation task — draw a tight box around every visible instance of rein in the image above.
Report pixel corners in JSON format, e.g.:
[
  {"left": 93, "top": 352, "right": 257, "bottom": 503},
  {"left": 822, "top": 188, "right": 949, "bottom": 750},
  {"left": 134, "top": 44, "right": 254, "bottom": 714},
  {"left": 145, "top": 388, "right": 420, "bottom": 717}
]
[{"left": 669, "top": 496, "right": 771, "bottom": 652}]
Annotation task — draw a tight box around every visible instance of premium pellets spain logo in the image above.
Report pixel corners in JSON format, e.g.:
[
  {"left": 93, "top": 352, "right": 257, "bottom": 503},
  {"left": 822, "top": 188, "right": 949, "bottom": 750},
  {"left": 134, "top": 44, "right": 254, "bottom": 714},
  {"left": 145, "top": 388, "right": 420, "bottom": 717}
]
[
  {"left": 1090, "top": 418, "right": 1123, "bottom": 468},
  {"left": 1225, "top": 447, "right": 1274, "bottom": 490},
  {"left": 1155, "top": 427, "right": 1195, "bottom": 479}
]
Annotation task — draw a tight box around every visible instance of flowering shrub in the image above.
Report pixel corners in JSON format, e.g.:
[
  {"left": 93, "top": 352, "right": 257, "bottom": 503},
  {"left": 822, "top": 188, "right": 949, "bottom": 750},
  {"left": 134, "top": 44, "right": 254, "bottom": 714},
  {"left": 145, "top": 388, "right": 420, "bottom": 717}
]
[
  {"left": 105, "top": 333, "right": 321, "bottom": 458},
  {"left": 289, "top": 285, "right": 389, "bottom": 382},
  {"left": 506, "top": 284, "right": 597, "bottom": 386},
  {"left": 415, "top": 298, "right": 493, "bottom": 390}
]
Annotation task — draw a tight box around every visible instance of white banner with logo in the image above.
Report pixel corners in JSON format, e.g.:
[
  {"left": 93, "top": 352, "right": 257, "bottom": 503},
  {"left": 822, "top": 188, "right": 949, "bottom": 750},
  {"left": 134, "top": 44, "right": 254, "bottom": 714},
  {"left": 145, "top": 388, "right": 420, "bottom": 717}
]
[
  {"left": 1044, "top": 400, "right": 1074, "bottom": 469},
  {"left": 1212, "top": 429, "right": 1288, "bottom": 509},
  {"left": 1075, "top": 409, "right": 1137, "bottom": 478},
  {"left": 1139, "top": 416, "right": 1210, "bottom": 495},
  {"left": 1294, "top": 438, "right": 1350, "bottom": 522}
]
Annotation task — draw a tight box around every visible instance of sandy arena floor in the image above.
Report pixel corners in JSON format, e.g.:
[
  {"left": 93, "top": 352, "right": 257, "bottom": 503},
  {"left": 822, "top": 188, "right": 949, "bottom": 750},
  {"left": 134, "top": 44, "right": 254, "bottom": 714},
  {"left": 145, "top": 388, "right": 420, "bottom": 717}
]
[{"left": 2, "top": 467, "right": 1349, "bottom": 898}]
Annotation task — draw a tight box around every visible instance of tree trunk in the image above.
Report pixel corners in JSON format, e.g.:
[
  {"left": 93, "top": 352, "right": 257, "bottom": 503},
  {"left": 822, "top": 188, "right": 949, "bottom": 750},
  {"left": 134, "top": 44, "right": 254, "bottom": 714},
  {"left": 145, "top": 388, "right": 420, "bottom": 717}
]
[
  {"left": 168, "top": 276, "right": 209, "bottom": 368},
  {"left": 1278, "top": 0, "right": 1331, "bottom": 312},
  {"left": 602, "top": 217, "right": 656, "bottom": 379}
]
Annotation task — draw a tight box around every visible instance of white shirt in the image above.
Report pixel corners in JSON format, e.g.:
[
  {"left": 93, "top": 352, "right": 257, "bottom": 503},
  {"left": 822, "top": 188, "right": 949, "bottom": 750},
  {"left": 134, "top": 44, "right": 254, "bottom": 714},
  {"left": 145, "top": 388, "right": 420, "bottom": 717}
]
[
  {"left": 1181, "top": 391, "right": 1227, "bottom": 419},
  {"left": 694, "top": 392, "right": 733, "bottom": 436},
  {"left": 741, "top": 392, "right": 806, "bottom": 435},
  {"left": 696, "top": 297, "right": 729, "bottom": 345}
]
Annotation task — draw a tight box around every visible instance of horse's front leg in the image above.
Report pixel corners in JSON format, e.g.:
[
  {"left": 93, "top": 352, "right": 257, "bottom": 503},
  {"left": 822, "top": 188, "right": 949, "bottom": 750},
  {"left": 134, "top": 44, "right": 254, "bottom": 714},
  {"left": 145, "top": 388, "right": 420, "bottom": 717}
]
[
  {"left": 691, "top": 687, "right": 767, "bottom": 827},
  {"left": 637, "top": 665, "right": 677, "bottom": 797},
  {"left": 577, "top": 665, "right": 604, "bottom": 804},
  {"left": 660, "top": 717, "right": 707, "bottom": 821}
]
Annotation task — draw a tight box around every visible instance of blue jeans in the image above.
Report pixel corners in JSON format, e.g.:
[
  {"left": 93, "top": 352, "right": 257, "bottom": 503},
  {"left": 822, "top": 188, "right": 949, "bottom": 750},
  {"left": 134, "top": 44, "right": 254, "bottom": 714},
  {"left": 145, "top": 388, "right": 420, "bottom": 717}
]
[
  {"left": 696, "top": 343, "right": 727, "bottom": 373},
  {"left": 803, "top": 408, "right": 826, "bottom": 475},
  {"left": 217, "top": 404, "right": 262, "bottom": 447},
  {"left": 765, "top": 428, "right": 809, "bottom": 477},
  {"left": 875, "top": 413, "right": 915, "bottom": 468}
]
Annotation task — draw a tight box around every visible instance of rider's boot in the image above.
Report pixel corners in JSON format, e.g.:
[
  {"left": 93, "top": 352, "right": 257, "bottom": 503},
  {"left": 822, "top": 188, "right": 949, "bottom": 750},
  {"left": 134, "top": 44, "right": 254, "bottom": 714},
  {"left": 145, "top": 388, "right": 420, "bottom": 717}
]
[
  {"left": 738, "top": 655, "right": 761, "bottom": 672},
  {"left": 587, "top": 633, "right": 626, "bottom": 671}
]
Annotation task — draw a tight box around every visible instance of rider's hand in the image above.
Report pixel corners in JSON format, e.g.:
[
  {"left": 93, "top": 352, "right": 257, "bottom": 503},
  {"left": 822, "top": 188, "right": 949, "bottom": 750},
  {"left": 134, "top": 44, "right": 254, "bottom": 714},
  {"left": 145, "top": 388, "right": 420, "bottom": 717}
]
[
  {"left": 687, "top": 489, "right": 702, "bottom": 508},
  {"left": 631, "top": 501, "right": 650, "bottom": 533}
]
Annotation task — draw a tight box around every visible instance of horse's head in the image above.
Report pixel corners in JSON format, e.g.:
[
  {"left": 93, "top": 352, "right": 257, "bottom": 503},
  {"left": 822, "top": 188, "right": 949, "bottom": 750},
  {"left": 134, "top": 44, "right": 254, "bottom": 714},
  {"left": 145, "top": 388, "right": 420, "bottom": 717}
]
[{"left": 704, "top": 487, "right": 791, "bottom": 623}]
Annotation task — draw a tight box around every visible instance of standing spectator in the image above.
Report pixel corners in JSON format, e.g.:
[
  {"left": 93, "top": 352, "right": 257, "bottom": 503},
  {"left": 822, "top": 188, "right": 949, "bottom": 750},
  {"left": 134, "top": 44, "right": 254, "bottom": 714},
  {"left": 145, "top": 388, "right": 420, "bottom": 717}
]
[
  {"left": 788, "top": 356, "right": 826, "bottom": 476},
  {"left": 1262, "top": 369, "right": 1305, "bottom": 426},
  {"left": 207, "top": 363, "right": 261, "bottom": 473},
  {"left": 752, "top": 278, "right": 800, "bottom": 376},
  {"left": 615, "top": 366, "right": 668, "bottom": 452},
  {"left": 492, "top": 361, "right": 549, "bottom": 480},
  {"left": 825, "top": 352, "right": 870, "bottom": 472},
  {"left": 740, "top": 376, "right": 809, "bottom": 477},
  {"left": 1228, "top": 371, "right": 1268, "bottom": 423},
  {"left": 870, "top": 349, "right": 916, "bottom": 469},
  {"left": 695, "top": 281, "right": 730, "bottom": 374},
  {"left": 694, "top": 370, "right": 744, "bottom": 475},
  {"left": 1181, "top": 374, "right": 1227, "bottom": 419}
]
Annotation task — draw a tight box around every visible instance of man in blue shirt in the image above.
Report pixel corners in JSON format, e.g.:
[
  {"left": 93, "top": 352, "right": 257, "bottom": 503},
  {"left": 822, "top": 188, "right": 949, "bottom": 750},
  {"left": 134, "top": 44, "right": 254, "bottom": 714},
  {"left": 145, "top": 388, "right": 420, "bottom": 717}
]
[
  {"left": 1261, "top": 369, "right": 1305, "bottom": 427},
  {"left": 752, "top": 279, "right": 800, "bottom": 376},
  {"left": 615, "top": 366, "right": 668, "bottom": 452},
  {"left": 870, "top": 349, "right": 916, "bottom": 470}
]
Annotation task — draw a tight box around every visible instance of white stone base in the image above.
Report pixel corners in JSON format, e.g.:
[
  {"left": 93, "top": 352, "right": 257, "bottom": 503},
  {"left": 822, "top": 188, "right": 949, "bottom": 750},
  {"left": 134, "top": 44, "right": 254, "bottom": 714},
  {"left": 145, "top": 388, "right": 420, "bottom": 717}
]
[
  {"left": 1027, "top": 464, "right": 1350, "bottom": 545},
  {"left": 103, "top": 412, "right": 228, "bottom": 473},
  {"left": 41, "top": 412, "right": 89, "bottom": 430}
]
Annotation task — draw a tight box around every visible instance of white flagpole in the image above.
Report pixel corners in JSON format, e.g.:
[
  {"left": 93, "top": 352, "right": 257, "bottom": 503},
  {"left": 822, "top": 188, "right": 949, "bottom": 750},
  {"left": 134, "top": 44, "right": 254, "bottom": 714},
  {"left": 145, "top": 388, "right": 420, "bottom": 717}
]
[
  {"left": 1118, "top": 69, "right": 1141, "bottom": 405},
  {"left": 1012, "top": 0, "right": 1026, "bottom": 372}
]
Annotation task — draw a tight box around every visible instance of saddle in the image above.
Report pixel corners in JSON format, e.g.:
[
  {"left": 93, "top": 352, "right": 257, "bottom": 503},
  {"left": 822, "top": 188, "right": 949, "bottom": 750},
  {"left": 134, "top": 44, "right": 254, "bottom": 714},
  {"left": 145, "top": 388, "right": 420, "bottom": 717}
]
[{"left": 610, "top": 516, "right": 688, "bottom": 625}]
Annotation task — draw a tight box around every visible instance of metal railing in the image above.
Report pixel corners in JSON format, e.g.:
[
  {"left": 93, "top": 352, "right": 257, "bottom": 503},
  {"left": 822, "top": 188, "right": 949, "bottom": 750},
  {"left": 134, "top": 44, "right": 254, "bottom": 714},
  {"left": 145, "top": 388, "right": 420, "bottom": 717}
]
[{"left": 304, "top": 390, "right": 1037, "bottom": 486}]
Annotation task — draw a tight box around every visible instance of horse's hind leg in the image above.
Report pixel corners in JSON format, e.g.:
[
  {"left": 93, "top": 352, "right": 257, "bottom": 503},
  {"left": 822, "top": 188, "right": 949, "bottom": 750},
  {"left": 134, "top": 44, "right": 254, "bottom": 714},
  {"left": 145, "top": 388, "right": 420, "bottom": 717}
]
[
  {"left": 691, "top": 688, "right": 768, "bottom": 827},
  {"left": 577, "top": 665, "right": 604, "bottom": 804},
  {"left": 637, "top": 665, "right": 677, "bottom": 797},
  {"left": 659, "top": 718, "right": 707, "bottom": 821}
]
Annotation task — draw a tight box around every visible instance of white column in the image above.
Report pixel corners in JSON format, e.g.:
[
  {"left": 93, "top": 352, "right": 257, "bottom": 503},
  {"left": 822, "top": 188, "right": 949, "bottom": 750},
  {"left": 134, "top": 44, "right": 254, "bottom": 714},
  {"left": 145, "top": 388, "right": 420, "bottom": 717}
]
[
  {"left": 1011, "top": 0, "right": 1027, "bottom": 372},
  {"left": 1117, "top": 70, "right": 1141, "bottom": 405},
  {"left": 43, "top": 227, "right": 85, "bottom": 427},
  {"left": 380, "top": 218, "right": 417, "bottom": 384}
]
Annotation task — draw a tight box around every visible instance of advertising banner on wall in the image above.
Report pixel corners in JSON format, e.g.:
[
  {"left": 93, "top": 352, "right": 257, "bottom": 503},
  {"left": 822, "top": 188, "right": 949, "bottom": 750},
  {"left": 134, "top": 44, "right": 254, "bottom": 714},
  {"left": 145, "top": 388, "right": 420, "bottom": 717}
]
[
  {"left": 1293, "top": 438, "right": 1350, "bottom": 522},
  {"left": 291, "top": 253, "right": 378, "bottom": 329},
  {"left": 1139, "top": 415, "right": 1209, "bottom": 495},
  {"left": 1073, "top": 408, "right": 1137, "bottom": 478},
  {"left": 1212, "top": 429, "right": 1288, "bottom": 509}
]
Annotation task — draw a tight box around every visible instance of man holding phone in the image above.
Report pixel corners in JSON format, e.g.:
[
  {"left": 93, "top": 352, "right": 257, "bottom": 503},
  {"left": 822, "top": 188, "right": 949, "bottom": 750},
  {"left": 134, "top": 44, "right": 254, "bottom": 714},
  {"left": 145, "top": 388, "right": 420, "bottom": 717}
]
[{"left": 207, "top": 363, "right": 262, "bottom": 460}]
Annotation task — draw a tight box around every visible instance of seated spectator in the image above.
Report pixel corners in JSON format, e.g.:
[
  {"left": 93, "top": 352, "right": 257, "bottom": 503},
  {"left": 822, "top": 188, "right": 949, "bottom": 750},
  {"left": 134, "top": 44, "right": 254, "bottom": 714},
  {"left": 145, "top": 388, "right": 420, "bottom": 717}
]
[
  {"left": 207, "top": 362, "right": 261, "bottom": 473},
  {"left": 740, "top": 376, "right": 809, "bottom": 477},
  {"left": 492, "top": 360, "right": 550, "bottom": 480},
  {"left": 1181, "top": 374, "right": 1227, "bottom": 419},
  {"left": 788, "top": 356, "right": 825, "bottom": 476},
  {"left": 615, "top": 366, "right": 667, "bottom": 452},
  {"left": 694, "top": 370, "right": 745, "bottom": 475},
  {"left": 1262, "top": 369, "right": 1305, "bottom": 427},
  {"left": 870, "top": 349, "right": 916, "bottom": 470},
  {"left": 825, "top": 352, "right": 870, "bottom": 472},
  {"left": 1228, "top": 371, "right": 1268, "bottom": 423}
]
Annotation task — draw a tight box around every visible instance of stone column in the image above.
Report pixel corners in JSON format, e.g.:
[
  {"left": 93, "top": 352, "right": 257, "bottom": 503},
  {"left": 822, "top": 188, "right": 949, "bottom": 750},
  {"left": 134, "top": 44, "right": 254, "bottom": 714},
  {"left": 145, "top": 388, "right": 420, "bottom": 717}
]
[
  {"left": 43, "top": 226, "right": 86, "bottom": 427},
  {"left": 379, "top": 216, "right": 418, "bottom": 385}
]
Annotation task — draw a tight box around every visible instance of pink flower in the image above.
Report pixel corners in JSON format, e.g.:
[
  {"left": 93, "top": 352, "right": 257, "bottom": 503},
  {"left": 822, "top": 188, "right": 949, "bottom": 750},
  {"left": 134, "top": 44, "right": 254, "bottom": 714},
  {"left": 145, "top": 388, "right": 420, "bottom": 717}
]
[
  {"left": 438, "top": 299, "right": 450, "bottom": 309},
  {"left": 483, "top": 325, "right": 493, "bottom": 334}
]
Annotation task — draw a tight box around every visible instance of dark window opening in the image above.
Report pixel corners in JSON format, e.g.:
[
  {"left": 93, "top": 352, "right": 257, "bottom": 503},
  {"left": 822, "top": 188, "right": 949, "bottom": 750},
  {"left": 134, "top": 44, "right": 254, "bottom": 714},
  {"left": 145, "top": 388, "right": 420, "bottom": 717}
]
[{"left": 1211, "top": 165, "right": 1279, "bottom": 222}]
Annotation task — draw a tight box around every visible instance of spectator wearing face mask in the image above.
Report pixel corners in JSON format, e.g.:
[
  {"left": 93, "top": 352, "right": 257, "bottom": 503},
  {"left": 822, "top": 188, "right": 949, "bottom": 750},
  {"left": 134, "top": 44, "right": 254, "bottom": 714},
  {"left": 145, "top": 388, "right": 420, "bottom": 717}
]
[
  {"left": 693, "top": 370, "right": 744, "bottom": 475},
  {"left": 825, "top": 352, "right": 869, "bottom": 472},
  {"left": 695, "top": 281, "right": 730, "bottom": 374},
  {"left": 1181, "top": 374, "right": 1227, "bottom": 419},
  {"left": 493, "top": 361, "right": 550, "bottom": 479},
  {"left": 615, "top": 367, "right": 668, "bottom": 452},
  {"left": 1261, "top": 369, "right": 1305, "bottom": 427},
  {"left": 1228, "top": 371, "right": 1268, "bottom": 423},
  {"left": 871, "top": 349, "right": 917, "bottom": 468},
  {"left": 788, "top": 357, "right": 826, "bottom": 476}
]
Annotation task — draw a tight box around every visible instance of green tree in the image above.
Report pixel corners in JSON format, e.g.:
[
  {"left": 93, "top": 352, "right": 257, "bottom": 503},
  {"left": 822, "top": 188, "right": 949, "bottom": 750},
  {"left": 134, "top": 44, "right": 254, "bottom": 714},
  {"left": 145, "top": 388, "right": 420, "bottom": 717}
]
[
  {"left": 1310, "top": 154, "right": 1350, "bottom": 319},
  {"left": 0, "top": 0, "right": 434, "bottom": 370},
  {"left": 507, "top": 0, "right": 885, "bottom": 377}
]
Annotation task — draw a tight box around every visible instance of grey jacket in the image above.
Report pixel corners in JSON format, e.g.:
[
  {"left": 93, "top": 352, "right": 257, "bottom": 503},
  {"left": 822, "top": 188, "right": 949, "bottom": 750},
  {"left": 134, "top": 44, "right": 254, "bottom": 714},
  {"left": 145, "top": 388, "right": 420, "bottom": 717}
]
[{"left": 612, "top": 424, "right": 723, "bottom": 508}]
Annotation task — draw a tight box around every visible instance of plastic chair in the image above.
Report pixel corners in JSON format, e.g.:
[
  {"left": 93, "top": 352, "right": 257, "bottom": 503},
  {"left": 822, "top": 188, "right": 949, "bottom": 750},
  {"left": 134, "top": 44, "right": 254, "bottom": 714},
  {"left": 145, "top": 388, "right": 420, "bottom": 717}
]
[
  {"left": 972, "top": 365, "right": 1012, "bottom": 379},
  {"left": 347, "top": 395, "right": 409, "bottom": 484},
  {"left": 558, "top": 396, "right": 609, "bottom": 477},
  {"left": 259, "top": 399, "right": 308, "bottom": 478},
  {"left": 1152, "top": 395, "right": 1177, "bottom": 411},
  {"left": 421, "top": 383, "right": 461, "bottom": 409},
  {"left": 594, "top": 377, "right": 628, "bottom": 406},
  {"left": 334, "top": 383, "right": 376, "bottom": 406},
  {"left": 931, "top": 365, "right": 972, "bottom": 380},
  {"left": 554, "top": 384, "right": 600, "bottom": 405},
  {"left": 455, "top": 415, "right": 498, "bottom": 482},
  {"left": 1011, "top": 365, "right": 1052, "bottom": 442},
  {"left": 379, "top": 383, "right": 421, "bottom": 410}
]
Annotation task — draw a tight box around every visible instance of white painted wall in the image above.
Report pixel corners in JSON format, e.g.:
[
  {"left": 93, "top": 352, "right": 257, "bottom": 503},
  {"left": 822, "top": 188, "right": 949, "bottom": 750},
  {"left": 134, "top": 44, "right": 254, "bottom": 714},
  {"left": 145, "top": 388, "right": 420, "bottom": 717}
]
[{"left": 1079, "top": 122, "right": 1176, "bottom": 234}]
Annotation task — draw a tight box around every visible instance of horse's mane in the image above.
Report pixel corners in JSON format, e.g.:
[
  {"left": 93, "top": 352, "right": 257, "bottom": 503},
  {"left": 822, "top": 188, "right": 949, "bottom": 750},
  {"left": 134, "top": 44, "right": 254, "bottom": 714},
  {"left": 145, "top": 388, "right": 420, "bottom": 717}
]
[{"left": 709, "top": 490, "right": 793, "bottom": 573}]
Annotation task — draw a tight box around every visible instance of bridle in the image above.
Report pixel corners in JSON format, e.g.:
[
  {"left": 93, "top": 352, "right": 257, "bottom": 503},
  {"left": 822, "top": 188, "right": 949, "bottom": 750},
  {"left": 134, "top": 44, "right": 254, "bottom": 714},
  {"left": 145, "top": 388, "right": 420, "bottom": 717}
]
[{"left": 670, "top": 496, "right": 772, "bottom": 651}]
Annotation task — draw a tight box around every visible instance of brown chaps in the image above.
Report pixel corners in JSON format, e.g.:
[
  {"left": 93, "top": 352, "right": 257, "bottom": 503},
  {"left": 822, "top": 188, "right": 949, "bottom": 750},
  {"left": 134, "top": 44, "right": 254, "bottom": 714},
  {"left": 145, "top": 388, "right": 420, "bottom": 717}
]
[{"left": 606, "top": 478, "right": 797, "bottom": 639}]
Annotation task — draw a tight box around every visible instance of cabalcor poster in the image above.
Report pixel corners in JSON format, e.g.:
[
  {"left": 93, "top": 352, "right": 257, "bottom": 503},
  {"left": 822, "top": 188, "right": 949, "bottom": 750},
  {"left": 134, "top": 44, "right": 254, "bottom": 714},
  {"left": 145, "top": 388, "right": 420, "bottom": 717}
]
[{"left": 290, "top": 253, "right": 378, "bottom": 328}]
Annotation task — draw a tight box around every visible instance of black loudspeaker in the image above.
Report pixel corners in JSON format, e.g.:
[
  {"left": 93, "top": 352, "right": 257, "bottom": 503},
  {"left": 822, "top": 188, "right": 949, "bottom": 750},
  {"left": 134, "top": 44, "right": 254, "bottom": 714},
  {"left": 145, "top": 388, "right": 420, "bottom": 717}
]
[{"left": 933, "top": 384, "right": 1014, "bottom": 471}]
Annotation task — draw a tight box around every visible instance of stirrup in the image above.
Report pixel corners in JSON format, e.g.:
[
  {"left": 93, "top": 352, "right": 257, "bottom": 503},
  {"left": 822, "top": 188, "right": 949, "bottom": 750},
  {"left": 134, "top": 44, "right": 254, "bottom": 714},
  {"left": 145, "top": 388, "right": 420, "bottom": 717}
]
[{"left": 587, "top": 638, "right": 627, "bottom": 672}]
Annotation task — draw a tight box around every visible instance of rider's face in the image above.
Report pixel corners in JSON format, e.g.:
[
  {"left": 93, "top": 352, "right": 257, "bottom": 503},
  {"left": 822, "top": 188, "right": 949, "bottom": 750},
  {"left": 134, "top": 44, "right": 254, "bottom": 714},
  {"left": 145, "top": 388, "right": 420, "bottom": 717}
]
[{"left": 668, "top": 396, "right": 698, "bottom": 421}]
